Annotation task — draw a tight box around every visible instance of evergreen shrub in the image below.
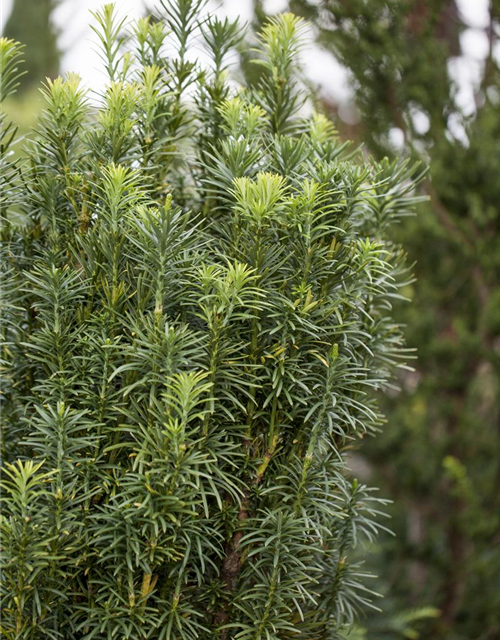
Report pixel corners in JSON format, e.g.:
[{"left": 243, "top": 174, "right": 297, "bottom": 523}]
[{"left": 0, "top": 3, "right": 422, "bottom": 638}]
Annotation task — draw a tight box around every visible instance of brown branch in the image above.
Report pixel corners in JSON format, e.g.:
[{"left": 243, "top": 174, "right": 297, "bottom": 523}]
[
  {"left": 213, "top": 490, "right": 251, "bottom": 635},
  {"left": 214, "top": 439, "right": 278, "bottom": 637}
]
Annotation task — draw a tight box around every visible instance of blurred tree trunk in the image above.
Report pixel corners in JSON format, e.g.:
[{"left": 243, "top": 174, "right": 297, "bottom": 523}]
[{"left": 4, "top": 0, "right": 60, "bottom": 91}]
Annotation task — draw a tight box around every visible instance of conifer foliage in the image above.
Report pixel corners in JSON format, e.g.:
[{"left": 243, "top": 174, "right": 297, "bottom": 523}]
[{"left": 1, "top": 3, "right": 422, "bottom": 638}]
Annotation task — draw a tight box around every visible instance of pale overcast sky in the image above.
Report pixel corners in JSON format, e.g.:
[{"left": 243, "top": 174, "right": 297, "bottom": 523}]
[{"left": 0, "top": 0, "right": 493, "bottom": 122}]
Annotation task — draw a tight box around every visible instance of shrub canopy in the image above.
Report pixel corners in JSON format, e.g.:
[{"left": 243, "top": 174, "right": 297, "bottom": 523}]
[{"left": 1, "top": 2, "right": 422, "bottom": 638}]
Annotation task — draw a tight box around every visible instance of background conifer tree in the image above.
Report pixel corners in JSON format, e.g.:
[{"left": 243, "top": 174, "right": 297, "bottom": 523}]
[{"left": 1, "top": 2, "right": 422, "bottom": 638}]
